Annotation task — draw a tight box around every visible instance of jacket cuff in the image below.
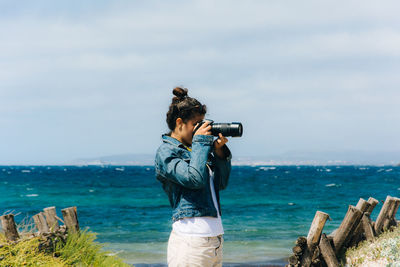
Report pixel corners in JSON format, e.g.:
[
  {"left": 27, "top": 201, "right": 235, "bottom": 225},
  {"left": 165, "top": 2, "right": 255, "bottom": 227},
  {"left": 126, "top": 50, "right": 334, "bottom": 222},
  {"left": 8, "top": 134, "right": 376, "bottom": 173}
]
[{"left": 192, "top": 135, "right": 214, "bottom": 144}]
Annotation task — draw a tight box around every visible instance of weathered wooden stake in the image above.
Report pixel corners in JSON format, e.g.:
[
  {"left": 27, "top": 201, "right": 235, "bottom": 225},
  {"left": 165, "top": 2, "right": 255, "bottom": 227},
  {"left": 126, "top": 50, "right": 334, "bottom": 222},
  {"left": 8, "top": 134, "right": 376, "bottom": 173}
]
[
  {"left": 288, "top": 255, "right": 298, "bottom": 266},
  {"left": 300, "top": 211, "right": 330, "bottom": 267},
  {"left": 292, "top": 245, "right": 302, "bottom": 255},
  {"left": 333, "top": 205, "right": 362, "bottom": 253},
  {"left": 33, "top": 212, "right": 50, "bottom": 233},
  {"left": 296, "top": 236, "right": 307, "bottom": 248},
  {"left": 375, "top": 196, "right": 395, "bottom": 235},
  {"left": 43, "top": 206, "right": 59, "bottom": 232},
  {"left": 0, "top": 214, "right": 20, "bottom": 241},
  {"left": 355, "top": 198, "right": 371, "bottom": 213},
  {"left": 366, "top": 197, "right": 379, "bottom": 213},
  {"left": 347, "top": 198, "right": 372, "bottom": 246},
  {"left": 392, "top": 197, "right": 400, "bottom": 218},
  {"left": 383, "top": 197, "right": 400, "bottom": 229},
  {"left": 61, "top": 206, "right": 79, "bottom": 233},
  {"left": 319, "top": 233, "right": 339, "bottom": 267},
  {"left": 347, "top": 198, "right": 378, "bottom": 246},
  {"left": 361, "top": 213, "right": 375, "bottom": 241}
]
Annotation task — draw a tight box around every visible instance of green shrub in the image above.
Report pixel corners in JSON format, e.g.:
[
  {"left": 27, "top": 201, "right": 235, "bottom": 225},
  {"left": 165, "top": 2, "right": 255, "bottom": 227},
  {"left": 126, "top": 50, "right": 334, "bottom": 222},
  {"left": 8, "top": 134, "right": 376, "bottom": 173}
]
[
  {"left": 346, "top": 226, "right": 400, "bottom": 266},
  {"left": 0, "top": 230, "right": 131, "bottom": 267},
  {"left": 55, "top": 229, "right": 129, "bottom": 267}
]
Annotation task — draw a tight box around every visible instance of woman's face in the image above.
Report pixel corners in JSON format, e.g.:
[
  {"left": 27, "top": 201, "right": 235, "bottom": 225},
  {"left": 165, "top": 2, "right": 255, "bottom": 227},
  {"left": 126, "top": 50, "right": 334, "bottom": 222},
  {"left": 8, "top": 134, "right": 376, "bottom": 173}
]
[{"left": 176, "top": 114, "right": 205, "bottom": 146}]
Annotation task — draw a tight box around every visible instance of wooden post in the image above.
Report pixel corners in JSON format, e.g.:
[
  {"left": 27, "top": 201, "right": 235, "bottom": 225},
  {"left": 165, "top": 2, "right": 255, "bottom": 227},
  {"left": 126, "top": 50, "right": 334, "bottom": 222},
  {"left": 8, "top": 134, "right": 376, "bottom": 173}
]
[
  {"left": 296, "top": 236, "right": 307, "bottom": 248},
  {"left": 288, "top": 255, "right": 298, "bottom": 266},
  {"left": 392, "top": 197, "right": 400, "bottom": 218},
  {"left": 307, "top": 211, "right": 330, "bottom": 246},
  {"left": 375, "top": 196, "right": 395, "bottom": 235},
  {"left": 0, "top": 214, "right": 19, "bottom": 241},
  {"left": 300, "top": 211, "right": 329, "bottom": 267},
  {"left": 319, "top": 233, "right": 339, "bottom": 267},
  {"left": 348, "top": 197, "right": 379, "bottom": 246},
  {"left": 383, "top": 197, "right": 400, "bottom": 229},
  {"left": 333, "top": 205, "right": 362, "bottom": 253},
  {"left": 292, "top": 245, "right": 302, "bottom": 255},
  {"left": 361, "top": 213, "right": 375, "bottom": 241},
  {"left": 43, "top": 206, "right": 59, "bottom": 232},
  {"left": 33, "top": 212, "right": 49, "bottom": 234},
  {"left": 366, "top": 197, "right": 379, "bottom": 213},
  {"left": 347, "top": 198, "right": 372, "bottom": 247},
  {"left": 355, "top": 198, "right": 371, "bottom": 213},
  {"left": 61, "top": 206, "right": 79, "bottom": 233}
]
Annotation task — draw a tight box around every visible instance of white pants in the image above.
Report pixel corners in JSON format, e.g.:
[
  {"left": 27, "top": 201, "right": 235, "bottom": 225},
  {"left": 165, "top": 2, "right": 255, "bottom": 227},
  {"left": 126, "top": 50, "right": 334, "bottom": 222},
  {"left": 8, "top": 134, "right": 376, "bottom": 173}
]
[{"left": 167, "top": 230, "right": 223, "bottom": 267}]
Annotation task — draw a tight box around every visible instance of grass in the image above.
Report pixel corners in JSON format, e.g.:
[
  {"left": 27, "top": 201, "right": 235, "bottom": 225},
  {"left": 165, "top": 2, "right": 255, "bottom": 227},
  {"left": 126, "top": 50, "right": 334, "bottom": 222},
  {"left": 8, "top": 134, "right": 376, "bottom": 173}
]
[
  {"left": 346, "top": 226, "right": 400, "bottom": 266},
  {"left": 0, "top": 229, "right": 131, "bottom": 267}
]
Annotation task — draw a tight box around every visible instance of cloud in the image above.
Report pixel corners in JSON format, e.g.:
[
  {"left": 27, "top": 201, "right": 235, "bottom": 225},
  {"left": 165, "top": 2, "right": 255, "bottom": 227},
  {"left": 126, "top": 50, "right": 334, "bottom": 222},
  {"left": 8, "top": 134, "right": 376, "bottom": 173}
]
[{"left": 0, "top": 0, "right": 399, "bottom": 163}]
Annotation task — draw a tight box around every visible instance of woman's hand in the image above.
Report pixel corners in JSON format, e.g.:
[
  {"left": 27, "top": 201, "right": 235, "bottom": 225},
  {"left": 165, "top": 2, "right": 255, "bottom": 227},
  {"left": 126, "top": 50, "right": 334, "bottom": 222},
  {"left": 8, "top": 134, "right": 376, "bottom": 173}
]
[
  {"left": 214, "top": 133, "right": 228, "bottom": 158},
  {"left": 193, "top": 121, "right": 212, "bottom": 136}
]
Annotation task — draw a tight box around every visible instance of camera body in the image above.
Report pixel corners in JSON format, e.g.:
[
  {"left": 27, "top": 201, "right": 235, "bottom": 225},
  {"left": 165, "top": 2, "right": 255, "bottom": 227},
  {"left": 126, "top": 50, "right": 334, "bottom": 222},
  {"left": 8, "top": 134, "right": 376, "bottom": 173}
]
[{"left": 194, "top": 120, "right": 243, "bottom": 137}]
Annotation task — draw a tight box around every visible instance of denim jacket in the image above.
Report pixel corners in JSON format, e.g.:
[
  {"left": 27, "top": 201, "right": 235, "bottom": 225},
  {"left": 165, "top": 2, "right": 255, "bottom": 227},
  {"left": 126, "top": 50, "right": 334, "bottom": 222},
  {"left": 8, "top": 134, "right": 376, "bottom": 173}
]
[{"left": 155, "top": 134, "right": 232, "bottom": 222}]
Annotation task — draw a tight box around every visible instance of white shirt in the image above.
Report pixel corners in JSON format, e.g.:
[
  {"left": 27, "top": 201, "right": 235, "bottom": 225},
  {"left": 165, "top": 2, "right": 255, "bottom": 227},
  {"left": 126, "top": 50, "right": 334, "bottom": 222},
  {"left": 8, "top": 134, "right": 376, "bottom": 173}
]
[{"left": 172, "top": 166, "right": 224, "bottom": 237}]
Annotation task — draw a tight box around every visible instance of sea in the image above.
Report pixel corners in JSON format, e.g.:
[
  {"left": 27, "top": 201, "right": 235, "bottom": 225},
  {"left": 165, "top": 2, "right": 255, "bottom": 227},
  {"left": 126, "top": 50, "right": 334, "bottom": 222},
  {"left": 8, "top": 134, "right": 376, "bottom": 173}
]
[{"left": 1, "top": 165, "right": 399, "bottom": 266}]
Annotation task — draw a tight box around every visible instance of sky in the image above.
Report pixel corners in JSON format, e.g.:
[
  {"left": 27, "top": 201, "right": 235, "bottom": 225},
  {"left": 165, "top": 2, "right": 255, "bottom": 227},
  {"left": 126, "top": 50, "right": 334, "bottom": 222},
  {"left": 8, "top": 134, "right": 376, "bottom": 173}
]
[{"left": 1, "top": 0, "right": 399, "bottom": 164}]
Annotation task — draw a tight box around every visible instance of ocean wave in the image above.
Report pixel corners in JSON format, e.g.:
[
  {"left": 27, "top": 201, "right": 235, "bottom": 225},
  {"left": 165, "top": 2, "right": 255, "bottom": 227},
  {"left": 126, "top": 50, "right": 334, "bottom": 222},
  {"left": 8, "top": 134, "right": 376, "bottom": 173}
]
[
  {"left": 257, "top": 166, "right": 276, "bottom": 171},
  {"left": 25, "top": 194, "right": 39, "bottom": 197},
  {"left": 325, "top": 183, "right": 341, "bottom": 187},
  {"left": 21, "top": 170, "right": 31, "bottom": 173}
]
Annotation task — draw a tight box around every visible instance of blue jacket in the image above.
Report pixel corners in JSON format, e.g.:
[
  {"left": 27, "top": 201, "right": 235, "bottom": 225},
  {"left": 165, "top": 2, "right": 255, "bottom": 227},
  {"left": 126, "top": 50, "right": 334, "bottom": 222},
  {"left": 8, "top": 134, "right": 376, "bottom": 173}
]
[{"left": 155, "top": 134, "right": 232, "bottom": 222}]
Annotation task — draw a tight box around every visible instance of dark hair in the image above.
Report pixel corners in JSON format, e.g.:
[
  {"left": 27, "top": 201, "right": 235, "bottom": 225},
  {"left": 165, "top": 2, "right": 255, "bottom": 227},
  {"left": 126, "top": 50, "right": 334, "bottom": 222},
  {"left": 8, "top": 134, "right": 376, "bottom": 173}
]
[{"left": 166, "top": 87, "right": 207, "bottom": 132}]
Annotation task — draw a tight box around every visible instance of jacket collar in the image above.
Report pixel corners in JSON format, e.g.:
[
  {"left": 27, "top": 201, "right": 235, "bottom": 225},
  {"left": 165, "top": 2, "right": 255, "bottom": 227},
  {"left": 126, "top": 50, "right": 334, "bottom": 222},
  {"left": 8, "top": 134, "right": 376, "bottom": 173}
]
[{"left": 162, "top": 134, "right": 187, "bottom": 149}]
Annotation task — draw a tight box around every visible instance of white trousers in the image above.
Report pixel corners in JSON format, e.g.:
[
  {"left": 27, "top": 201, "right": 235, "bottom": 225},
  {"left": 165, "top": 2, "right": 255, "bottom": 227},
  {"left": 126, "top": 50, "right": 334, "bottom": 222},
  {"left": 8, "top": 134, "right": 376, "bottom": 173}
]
[{"left": 167, "top": 230, "right": 223, "bottom": 267}]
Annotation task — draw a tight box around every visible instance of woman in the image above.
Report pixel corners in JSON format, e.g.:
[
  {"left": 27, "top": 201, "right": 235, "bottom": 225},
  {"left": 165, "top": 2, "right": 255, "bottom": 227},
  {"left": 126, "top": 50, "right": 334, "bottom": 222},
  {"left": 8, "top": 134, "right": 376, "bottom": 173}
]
[{"left": 155, "top": 87, "right": 232, "bottom": 267}]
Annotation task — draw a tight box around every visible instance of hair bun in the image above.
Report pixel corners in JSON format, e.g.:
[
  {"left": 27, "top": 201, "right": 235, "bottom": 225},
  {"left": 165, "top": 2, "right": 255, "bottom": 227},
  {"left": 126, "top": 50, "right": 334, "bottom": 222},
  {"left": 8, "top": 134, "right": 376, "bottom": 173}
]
[
  {"left": 173, "top": 87, "right": 188, "bottom": 100},
  {"left": 172, "top": 87, "right": 188, "bottom": 99}
]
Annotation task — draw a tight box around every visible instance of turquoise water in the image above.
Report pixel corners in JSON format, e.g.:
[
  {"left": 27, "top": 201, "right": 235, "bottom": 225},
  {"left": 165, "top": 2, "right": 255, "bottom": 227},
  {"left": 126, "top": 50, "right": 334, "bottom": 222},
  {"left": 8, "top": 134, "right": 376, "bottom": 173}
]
[{"left": 0, "top": 165, "right": 399, "bottom": 265}]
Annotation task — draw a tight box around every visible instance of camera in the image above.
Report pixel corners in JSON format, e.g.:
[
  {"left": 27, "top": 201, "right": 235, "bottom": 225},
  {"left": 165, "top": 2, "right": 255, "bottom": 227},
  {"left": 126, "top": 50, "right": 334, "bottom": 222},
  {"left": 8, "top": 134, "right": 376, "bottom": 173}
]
[{"left": 193, "top": 120, "right": 243, "bottom": 137}]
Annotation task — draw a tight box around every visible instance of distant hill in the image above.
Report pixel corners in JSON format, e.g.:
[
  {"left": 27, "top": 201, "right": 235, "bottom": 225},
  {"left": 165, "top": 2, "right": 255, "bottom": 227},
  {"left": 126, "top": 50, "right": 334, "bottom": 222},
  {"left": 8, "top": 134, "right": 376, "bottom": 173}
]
[
  {"left": 233, "top": 151, "right": 400, "bottom": 166},
  {"left": 72, "top": 150, "right": 400, "bottom": 166}
]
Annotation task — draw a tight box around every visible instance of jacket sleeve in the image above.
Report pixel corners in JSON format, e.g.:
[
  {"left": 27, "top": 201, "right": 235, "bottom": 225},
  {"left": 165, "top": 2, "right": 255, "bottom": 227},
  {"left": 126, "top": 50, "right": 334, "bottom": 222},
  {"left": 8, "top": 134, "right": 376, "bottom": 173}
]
[
  {"left": 156, "top": 135, "right": 214, "bottom": 189},
  {"left": 213, "top": 145, "right": 232, "bottom": 190}
]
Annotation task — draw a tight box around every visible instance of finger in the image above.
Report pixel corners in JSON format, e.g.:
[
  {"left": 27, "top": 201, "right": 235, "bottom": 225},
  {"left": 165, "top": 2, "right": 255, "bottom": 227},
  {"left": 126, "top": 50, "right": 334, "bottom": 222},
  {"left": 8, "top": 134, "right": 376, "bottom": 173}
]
[
  {"left": 201, "top": 121, "right": 211, "bottom": 128},
  {"left": 193, "top": 123, "right": 200, "bottom": 133}
]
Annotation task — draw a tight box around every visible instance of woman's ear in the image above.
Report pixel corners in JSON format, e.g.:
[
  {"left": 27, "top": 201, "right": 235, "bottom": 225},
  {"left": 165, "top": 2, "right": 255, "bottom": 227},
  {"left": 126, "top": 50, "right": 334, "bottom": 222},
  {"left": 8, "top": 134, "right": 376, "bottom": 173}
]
[{"left": 176, "top": 118, "right": 183, "bottom": 131}]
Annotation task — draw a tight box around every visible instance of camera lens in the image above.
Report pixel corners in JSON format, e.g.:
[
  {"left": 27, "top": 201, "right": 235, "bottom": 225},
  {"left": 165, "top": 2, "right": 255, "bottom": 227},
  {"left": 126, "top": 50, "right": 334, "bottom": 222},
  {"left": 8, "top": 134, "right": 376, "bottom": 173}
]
[{"left": 211, "top": 122, "right": 243, "bottom": 137}]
